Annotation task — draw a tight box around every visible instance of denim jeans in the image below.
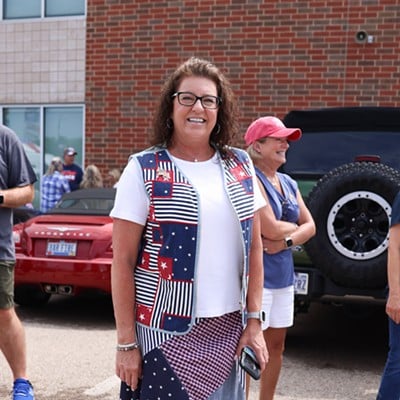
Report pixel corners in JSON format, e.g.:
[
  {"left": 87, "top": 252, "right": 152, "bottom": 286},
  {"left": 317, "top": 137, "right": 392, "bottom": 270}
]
[
  {"left": 208, "top": 364, "right": 245, "bottom": 400},
  {"left": 376, "top": 317, "right": 400, "bottom": 400}
]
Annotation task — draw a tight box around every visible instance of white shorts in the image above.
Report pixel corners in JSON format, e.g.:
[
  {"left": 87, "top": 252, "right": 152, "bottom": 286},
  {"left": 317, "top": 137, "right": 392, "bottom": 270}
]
[{"left": 261, "top": 285, "right": 294, "bottom": 330}]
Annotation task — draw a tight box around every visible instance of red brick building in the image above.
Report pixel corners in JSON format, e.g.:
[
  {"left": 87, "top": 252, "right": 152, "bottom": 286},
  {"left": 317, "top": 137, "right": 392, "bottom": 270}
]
[{"left": 85, "top": 0, "right": 400, "bottom": 172}]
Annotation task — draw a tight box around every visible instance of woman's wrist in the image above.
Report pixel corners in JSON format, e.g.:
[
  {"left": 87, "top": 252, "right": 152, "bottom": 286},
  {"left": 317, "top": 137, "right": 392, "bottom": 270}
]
[{"left": 116, "top": 341, "right": 140, "bottom": 351}]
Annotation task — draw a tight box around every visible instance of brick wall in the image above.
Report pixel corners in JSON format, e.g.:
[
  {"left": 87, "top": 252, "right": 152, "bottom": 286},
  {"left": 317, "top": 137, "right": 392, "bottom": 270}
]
[{"left": 85, "top": 0, "right": 400, "bottom": 172}]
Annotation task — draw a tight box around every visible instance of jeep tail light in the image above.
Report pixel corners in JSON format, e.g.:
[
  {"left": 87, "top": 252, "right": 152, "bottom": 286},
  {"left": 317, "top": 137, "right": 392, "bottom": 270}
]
[{"left": 354, "top": 155, "right": 381, "bottom": 163}]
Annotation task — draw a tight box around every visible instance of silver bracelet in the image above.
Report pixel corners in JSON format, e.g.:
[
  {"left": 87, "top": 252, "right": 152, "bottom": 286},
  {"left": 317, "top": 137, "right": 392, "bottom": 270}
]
[{"left": 116, "top": 341, "right": 140, "bottom": 352}]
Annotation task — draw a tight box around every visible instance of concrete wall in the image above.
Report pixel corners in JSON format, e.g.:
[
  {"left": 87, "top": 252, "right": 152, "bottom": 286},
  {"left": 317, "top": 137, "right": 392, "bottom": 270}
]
[{"left": 0, "top": 17, "right": 86, "bottom": 104}]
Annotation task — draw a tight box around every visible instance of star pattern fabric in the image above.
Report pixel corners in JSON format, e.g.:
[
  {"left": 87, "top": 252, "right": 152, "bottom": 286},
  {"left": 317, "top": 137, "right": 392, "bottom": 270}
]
[{"left": 120, "top": 348, "right": 188, "bottom": 400}]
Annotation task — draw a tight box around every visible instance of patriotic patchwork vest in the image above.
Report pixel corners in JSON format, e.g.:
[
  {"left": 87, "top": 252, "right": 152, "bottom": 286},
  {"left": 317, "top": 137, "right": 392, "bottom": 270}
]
[{"left": 135, "top": 147, "right": 255, "bottom": 335}]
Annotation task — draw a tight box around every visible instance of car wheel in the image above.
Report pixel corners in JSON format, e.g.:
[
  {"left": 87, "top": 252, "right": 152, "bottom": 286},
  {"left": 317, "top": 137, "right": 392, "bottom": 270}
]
[
  {"left": 304, "top": 162, "right": 400, "bottom": 289},
  {"left": 14, "top": 285, "right": 51, "bottom": 307}
]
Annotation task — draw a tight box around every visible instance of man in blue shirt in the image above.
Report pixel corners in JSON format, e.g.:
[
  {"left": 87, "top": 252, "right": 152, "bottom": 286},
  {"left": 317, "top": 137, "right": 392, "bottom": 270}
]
[{"left": 62, "top": 147, "right": 83, "bottom": 191}]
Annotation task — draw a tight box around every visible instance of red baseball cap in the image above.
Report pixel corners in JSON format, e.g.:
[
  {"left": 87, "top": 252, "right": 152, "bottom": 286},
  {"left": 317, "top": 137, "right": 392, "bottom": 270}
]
[{"left": 244, "top": 116, "right": 302, "bottom": 146}]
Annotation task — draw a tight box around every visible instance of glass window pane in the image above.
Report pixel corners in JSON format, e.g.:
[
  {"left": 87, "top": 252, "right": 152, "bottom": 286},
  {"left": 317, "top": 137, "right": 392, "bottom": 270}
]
[
  {"left": 45, "top": 0, "right": 85, "bottom": 17},
  {"left": 3, "top": 0, "right": 41, "bottom": 19},
  {"left": 283, "top": 131, "right": 400, "bottom": 176},
  {"left": 44, "top": 107, "right": 84, "bottom": 171},
  {"left": 3, "top": 108, "right": 41, "bottom": 208}
]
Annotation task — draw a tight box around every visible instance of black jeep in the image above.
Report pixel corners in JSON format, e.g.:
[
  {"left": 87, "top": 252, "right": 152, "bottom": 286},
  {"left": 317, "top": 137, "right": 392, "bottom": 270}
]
[{"left": 282, "top": 107, "right": 400, "bottom": 313}]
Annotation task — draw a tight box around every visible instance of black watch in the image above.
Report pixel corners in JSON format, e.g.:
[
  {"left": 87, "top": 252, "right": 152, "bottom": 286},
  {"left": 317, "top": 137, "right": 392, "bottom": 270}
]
[
  {"left": 284, "top": 236, "right": 293, "bottom": 248},
  {"left": 247, "top": 310, "right": 266, "bottom": 323},
  {"left": 0, "top": 194, "right": 3, "bottom": 204}
]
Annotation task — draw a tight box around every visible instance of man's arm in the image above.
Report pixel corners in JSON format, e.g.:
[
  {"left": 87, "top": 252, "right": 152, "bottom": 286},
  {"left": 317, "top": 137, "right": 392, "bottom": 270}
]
[{"left": 0, "top": 184, "right": 35, "bottom": 208}]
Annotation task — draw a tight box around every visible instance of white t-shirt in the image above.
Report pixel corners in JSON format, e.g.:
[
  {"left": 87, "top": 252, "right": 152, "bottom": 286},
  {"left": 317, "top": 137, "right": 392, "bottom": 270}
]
[{"left": 110, "top": 151, "right": 265, "bottom": 318}]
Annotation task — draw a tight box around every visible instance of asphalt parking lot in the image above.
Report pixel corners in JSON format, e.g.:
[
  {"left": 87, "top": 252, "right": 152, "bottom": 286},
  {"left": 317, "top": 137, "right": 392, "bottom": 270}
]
[{"left": 0, "top": 295, "right": 388, "bottom": 400}]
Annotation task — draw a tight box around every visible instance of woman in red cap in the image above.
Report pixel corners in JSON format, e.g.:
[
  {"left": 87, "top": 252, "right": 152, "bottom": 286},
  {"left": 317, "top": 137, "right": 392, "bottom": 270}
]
[{"left": 245, "top": 116, "right": 316, "bottom": 400}]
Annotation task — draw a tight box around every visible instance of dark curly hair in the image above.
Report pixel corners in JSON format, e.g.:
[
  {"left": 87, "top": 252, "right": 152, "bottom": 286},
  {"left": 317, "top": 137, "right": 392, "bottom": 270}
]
[{"left": 151, "top": 57, "right": 239, "bottom": 155}]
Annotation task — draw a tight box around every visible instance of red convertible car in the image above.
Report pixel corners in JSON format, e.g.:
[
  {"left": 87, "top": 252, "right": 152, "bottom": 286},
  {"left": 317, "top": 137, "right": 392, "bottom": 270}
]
[{"left": 13, "top": 188, "right": 116, "bottom": 306}]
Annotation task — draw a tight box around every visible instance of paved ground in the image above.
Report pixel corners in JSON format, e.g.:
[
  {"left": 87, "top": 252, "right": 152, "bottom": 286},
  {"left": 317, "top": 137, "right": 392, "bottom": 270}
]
[
  {"left": 0, "top": 296, "right": 387, "bottom": 399},
  {"left": 249, "top": 301, "right": 386, "bottom": 400}
]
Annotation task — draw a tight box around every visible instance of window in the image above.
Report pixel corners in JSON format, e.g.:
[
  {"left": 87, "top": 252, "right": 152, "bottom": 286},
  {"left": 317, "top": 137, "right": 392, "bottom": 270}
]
[
  {"left": 2, "top": 0, "right": 85, "bottom": 19},
  {"left": 282, "top": 131, "right": 400, "bottom": 178},
  {"left": 3, "top": 0, "right": 41, "bottom": 19},
  {"left": 2, "top": 106, "right": 84, "bottom": 208},
  {"left": 3, "top": 108, "right": 41, "bottom": 207},
  {"left": 45, "top": 0, "right": 85, "bottom": 17},
  {"left": 44, "top": 107, "right": 83, "bottom": 171}
]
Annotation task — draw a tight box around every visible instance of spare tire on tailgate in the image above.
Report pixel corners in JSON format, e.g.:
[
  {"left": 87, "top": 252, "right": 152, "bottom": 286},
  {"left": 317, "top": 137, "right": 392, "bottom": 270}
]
[{"left": 304, "top": 162, "right": 400, "bottom": 289}]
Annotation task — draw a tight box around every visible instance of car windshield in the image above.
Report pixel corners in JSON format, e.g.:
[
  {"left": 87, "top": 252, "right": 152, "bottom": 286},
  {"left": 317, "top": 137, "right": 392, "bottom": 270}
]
[
  {"left": 282, "top": 131, "right": 400, "bottom": 178},
  {"left": 47, "top": 188, "right": 116, "bottom": 216}
]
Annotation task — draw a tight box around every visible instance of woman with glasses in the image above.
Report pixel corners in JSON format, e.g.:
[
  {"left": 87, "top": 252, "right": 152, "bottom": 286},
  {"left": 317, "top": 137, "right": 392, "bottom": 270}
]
[
  {"left": 245, "top": 116, "right": 315, "bottom": 400},
  {"left": 110, "top": 57, "right": 268, "bottom": 400}
]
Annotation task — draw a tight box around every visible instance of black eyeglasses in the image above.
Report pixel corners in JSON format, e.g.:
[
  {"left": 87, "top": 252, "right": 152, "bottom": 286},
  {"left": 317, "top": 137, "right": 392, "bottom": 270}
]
[{"left": 172, "top": 92, "right": 221, "bottom": 109}]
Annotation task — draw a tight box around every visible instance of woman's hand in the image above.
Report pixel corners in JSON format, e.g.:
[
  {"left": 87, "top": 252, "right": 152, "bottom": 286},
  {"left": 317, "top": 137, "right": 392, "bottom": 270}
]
[
  {"left": 237, "top": 321, "right": 269, "bottom": 372},
  {"left": 262, "top": 237, "right": 284, "bottom": 254},
  {"left": 386, "top": 293, "right": 400, "bottom": 324},
  {"left": 116, "top": 349, "right": 143, "bottom": 390}
]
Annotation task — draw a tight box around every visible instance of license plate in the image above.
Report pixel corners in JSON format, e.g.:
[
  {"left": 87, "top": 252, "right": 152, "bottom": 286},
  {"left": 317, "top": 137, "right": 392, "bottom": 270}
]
[
  {"left": 46, "top": 241, "right": 77, "bottom": 257},
  {"left": 294, "top": 272, "right": 308, "bottom": 295}
]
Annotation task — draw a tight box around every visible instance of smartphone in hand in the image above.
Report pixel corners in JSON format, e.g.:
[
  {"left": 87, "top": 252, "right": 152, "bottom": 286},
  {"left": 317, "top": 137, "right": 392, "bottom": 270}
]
[{"left": 239, "top": 346, "right": 261, "bottom": 380}]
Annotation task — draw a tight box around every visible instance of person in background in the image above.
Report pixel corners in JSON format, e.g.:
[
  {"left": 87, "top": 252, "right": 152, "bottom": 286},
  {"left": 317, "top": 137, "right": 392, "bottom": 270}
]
[
  {"left": 40, "top": 157, "right": 70, "bottom": 213},
  {"left": 62, "top": 147, "right": 83, "bottom": 191},
  {"left": 0, "top": 124, "right": 37, "bottom": 400},
  {"left": 80, "top": 164, "right": 104, "bottom": 189},
  {"left": 110, "top": 57, "right": 268, "bottom": 400},
  {"left": 376, "top": 191, "right": 400, "bottom": 399},
  {"left": 105, "top": 168, "right": 121, "bottom": 188},
  {"left": 245, "top": 116, "right": 316, "bottom": 400}
]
